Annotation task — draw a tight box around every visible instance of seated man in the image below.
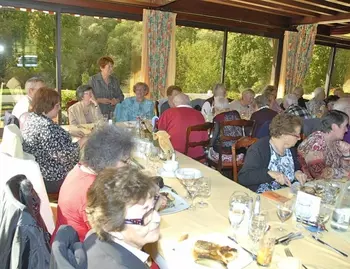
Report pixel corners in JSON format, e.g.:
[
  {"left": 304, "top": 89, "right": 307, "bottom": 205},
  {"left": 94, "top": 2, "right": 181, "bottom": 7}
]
[
  {"left": 12, "top": 77, "right": 46, "bottom": 119},
  {"left": 84, "top": 166, "right": 160, "bottom": 269},
  {"left": 160, "top": 85, "right": 182, "bottom": 115},
  {"left": 250, "top": 94, "right": 277, "bottom": 137},
  {"left": 116, "top": 82, "right": 154, "bottom": 122},
  {"left": 283, "top": 94, "right": 312, "bottom": 119},
  {"left": 293, "top": 86, "right": 308, "bottom": 109},
  {"left": 158, "top": 93, "right": 207, "bottom": 160},
  {"left": 201, "top": 83, "right": 227, "bottom": 120},
  {"left": 68, "top": 85, "right": 102, "bottom": 125},
  {"left": 229, "top": 88, "right": 256, "bottom": 119}
]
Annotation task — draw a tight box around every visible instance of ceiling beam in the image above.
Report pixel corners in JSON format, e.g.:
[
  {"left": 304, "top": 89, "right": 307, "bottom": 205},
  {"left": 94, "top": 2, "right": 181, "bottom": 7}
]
[
  {"left": 205, "top": 0, "right": 317, "bottom": 17},
  {"left": 293, "top": 0, "right": 350, "bottom": 13},
  {"left": 260, "top": 0, "right": 338, "bottom": 16},
  {"left": 327, "top": 0, "right": 350, "bottom": 8},
  {"left": 331, "top": 25, "right": 350, "bottom": 35},
  {"left": 164, "top": 0, "right": 291, "bottom": 28},
  {"left": 292, "top": 11, "right": 350, "bottom": 24}
]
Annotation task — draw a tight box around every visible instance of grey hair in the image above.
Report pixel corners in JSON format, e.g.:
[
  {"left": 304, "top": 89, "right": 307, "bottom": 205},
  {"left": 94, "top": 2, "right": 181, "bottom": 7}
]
[
  {"left": 212, "top": 83, "right": 226, "bottom": 97},
  {"left": 214, "top": 97, "right": 229, "bottom": 112},
  {"left": 333, "top": 98, "right": 350, "bottom": 116},
  {"left": 173, "top": 93, "right": 190, "bottom": 107},
  {"left": 283, "top": 94, "right": 298, "bottom": 107},
  {"left": 254, "top": 94, "right": 269, "bottom": 108},
  {"left": 242, "top": 88, "right": 255, "bottom": 98},
  {"left": 293, "top": 86, "right": 304, "bottom": 95},
  {"left": 76, "top": 85, "right": 93, "bottom": 101},
  {"left": 25, "top": 77, "right": 45, "bottom": 94},
  {"left": 320, "top": 110, "right": 349, "bottom": 133},
  {"left": 81, "top": 125, "right": 134, "bottom": 172},
  {"left": 314, "top": 87, "right": 325, "bottom": 97}
]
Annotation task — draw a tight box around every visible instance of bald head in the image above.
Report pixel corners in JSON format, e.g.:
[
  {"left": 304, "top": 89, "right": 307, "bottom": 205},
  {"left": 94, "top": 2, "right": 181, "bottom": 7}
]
[
  {"left": 314, "top": 87, "right": 325, "bottom": 100},
  {"left": 173, "top": 93, "right": 191, "bottom": 107},
  {"left": 293, "top": 87, "right": 304, "bottom": 99},
  {"left": 333, "top": 98, "right": 350, "bottom": 118}
]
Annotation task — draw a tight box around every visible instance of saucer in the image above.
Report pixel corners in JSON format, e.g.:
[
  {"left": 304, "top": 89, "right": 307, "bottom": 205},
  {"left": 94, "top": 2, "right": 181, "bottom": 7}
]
[{"left": 157, "top": 168, "right": 177, "bottom": 178}]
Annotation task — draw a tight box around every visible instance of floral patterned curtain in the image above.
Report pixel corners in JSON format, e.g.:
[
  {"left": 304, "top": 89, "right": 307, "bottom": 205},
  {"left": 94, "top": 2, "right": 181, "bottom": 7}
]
[
  {"left": 285, "top": 24, "right": 318, "bottom": 94},
  {"left": 141, "top": 9, "right": 176, "bottom": 100}
]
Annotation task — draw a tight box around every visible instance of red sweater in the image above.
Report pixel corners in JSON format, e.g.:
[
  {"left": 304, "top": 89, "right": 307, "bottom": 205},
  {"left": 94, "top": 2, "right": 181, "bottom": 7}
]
[
  {"left": 158, "top": 106, "right": 207, "bottom": 159},
  {"left": 51, "top": 164, "right": 96, "bottom": 242}
]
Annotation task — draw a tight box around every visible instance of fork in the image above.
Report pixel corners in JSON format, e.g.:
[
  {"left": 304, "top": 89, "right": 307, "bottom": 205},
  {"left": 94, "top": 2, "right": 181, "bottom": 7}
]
[{"left": 284, "top": 248, "right": 308, "bottom": 269}]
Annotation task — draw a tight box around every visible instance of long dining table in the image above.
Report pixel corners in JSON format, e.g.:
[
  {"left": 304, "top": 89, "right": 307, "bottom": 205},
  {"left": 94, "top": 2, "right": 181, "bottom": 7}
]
[{"left": 64, "top": 123, "right": 350, "bottom": 269}]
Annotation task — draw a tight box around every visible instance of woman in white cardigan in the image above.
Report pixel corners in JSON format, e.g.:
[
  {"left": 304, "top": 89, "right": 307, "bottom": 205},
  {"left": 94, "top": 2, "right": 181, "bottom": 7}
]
[{"left": 68, "top": 85, "right": 103, "bottom": 125}]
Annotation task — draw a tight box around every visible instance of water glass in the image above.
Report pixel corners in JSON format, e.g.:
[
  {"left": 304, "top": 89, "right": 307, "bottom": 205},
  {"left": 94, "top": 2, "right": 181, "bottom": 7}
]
[
  {"left": 182, "top": 171, "right": 196, "bottom": 207},
  {"left": 277, "top": 200, "right": 294, "bottom": 231},
  {"left": 196, "top": 177, "right": 211, "bottom": 208},
  {"left": 315, "top": 204, "right": 332, "bottom": 238},
  {"left": 249, "top": 213, "right": 268, "bottom": 250}
]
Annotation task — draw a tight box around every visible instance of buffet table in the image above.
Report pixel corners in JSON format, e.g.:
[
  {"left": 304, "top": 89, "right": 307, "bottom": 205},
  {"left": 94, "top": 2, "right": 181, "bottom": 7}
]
[{"left": 63, "top": 123, "right": 350, "bottom": 269}]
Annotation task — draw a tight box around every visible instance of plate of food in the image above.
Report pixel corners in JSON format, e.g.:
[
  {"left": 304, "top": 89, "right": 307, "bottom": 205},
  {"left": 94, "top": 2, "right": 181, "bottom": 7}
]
[
  {"left": 175, "top": 168, "right": 202, "bottom": 180},
  {"left": 300, "top": 181, "right": 341, "bottom": 204},
  {"left": 159, "top": 186, "right": 189, "bottom": 215},
  {"left": 173, "top": 233, "right": 253, "bottom": 269}
]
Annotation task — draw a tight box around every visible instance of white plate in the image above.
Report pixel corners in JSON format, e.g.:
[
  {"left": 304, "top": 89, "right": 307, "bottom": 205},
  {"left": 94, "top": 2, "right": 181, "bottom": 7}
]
[
  {"left": 158, "top": 168, "right": 176, "bottom": 178},
  {"left": 175, "top": 168, "right": 202, "bottom": 180},
  {"left": 159, "top": 186, "right": 189, "bottom": 215},
  {"left": 173, "top": 233, "right": 253, "bottom": 269}
]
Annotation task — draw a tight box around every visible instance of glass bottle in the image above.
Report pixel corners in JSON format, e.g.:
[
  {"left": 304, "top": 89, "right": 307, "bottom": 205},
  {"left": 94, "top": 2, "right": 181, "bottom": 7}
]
[{"left": 330, "top": 182, "right": 350, "bottom": 232}]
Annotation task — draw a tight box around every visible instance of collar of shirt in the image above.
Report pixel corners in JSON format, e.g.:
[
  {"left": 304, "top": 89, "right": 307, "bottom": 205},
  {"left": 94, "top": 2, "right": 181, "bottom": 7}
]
[
  {"left": 110, "top": 237, "right": 149, "bottom": 264},
  {"left": 257, "top": 105, "right": 269, "bottom": 111},
  {"left": 176, "top": 105, "right": 192, "bottom": 108}
]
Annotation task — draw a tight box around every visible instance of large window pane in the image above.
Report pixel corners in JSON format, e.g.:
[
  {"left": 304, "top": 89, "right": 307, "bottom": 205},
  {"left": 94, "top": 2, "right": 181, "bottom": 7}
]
[
  {"left": 176, "top": 26, "right": 223, "bottom": 94},
  {"left": 330, "top": 48, "right": 350, "bottom": 94},
  {"left": 60, "top": 14, "right": 142, "bottom": 123},
  {"left": 225, "top": 33, "right": 274, "bottom": 99},
  {"left": 0, "top": 6, "right": 56, "bottom": 127},
  {"left": 303, "top": 45, "right": 331, "bottom": 95}
]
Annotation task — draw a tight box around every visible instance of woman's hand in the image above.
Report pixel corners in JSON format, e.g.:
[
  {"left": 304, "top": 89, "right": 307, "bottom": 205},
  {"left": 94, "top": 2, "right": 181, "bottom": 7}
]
[
  {"left": 78, "top": 136, "right": 88, "bottom": 148},
  {"left": 268, "top": 171, "right": 291, "bottom": 187},
  {"left": 294, "top": 170, "right": 308, "bottom": 185},
  {"left": 90, "top": 97, "right": 98, "bottom": 107},
  {"left": 69, "top": 129, "right": 85, "bottom": 138}
]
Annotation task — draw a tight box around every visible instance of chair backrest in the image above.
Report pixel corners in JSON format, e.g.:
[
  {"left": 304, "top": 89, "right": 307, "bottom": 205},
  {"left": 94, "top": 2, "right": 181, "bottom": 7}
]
[
  {"left": 154, "top": 100, "right": 160, "bottom": 117},
  {"left": 50, "top": 225, "right": 87, "bottom": 269},
  {"left": 232, "top": 137, "right": 258, "bottom": 182},
  {"left": 66, "top": 100, "right": 78, "bottom": 110},
  {"left": 219, "top": 119, "right": 255, "bottom": 142},
  {"left": 191, "top": 98, "right": 206, "bottom": 111},
  {"left": 185, "top": 122, "right": 213, "bottom": 162},
  {"left": 1, "top": 124, "right": 24, "bottom": 159}
]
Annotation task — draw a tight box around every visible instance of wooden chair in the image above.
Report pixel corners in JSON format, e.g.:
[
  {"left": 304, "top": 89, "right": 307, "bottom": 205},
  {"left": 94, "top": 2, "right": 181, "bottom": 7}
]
[
  {"left": 232, "top": 136, "right": 258, "bottom": 182},
  {"left": 184, "top": 122, "right": 214, "bottom": 162},
  {"left": 154, "top": 100, "right": 160, "bottom": 117},
  {"left": 207, "top": 119, "right": 255, "bottom": 173},
  {"left": 66, "top": 100, "right": 78, "bottom": 110}
]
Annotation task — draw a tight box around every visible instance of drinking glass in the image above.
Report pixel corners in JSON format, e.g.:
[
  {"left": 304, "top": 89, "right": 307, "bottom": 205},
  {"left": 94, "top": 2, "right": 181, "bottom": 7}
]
[
  {"left": 315, "top": 204, "right": 332, "bottom": 238},
  {"left": 103, "top": 114, "right": 109, "bottom": 122},
  {"left": 182, "top": 171, "right": 196, "bottom": 207},
  {"left": 249, "top": 213, "right": 268, "bottom": 251},
  {"left": 277, "top": 200, "right": 294, "bottom": 231},
  {"left": 228, "top": 191, "right": 251, "bottom": 238},
  {"left": 229, "top": 207, "right": 245, "bottom": 239},
  {"left": 196, "top": 177, "right": 211, "bottom": 208},
  {"left": 294, "top": 200, "right": 311, "bottom": 229}
]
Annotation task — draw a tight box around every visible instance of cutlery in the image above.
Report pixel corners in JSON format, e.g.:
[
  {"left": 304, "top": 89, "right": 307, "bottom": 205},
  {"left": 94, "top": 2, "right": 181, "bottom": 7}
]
[
  {"left": 284, "top": 248, "right": 308, "bottom": 269},
  {"left": 312, "top": 235, "right": 348, "bottom": 257},
  {"left": 281, "top": 233, "right": 304, "bottom": 246},
  {"left": 275, "top": 232, "right": 294, "bottom": 244},
  {"left": 228, "top": 236, "right": 257, "bottom": 260}
]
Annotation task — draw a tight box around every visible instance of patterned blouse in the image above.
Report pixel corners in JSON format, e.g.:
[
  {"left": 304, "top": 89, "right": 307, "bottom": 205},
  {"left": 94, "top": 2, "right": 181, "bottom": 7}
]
[
  {"left": 257, "top": 143, "right": 295, "bottom": 193},
  {"left": 22, "top": 113, "right": 80, "bottom": 185},
  {"left": 306, "top": 99, "right": 325, "bottom": 118},
  {"left": 298, "top": 131, "right": 350, "bottom": 179},
  {"left": 116, "top": 97, "right": 154, "bottom": 122}
]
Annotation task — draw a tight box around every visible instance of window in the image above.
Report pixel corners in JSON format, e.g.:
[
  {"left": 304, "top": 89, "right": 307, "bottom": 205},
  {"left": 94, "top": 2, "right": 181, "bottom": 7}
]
[
  {"left": 303, "top": 45, "right": 331, "bottom": 95},
  {"left": 0, "top": 6, "right": 56, "bottom": 127},
  {"left": 175, "top": 26, "right": 223, "bottom": 95},
  {"left": 330, "top": 48, "right": 350, "bottom": 94},
  {"left": 225, "top": 33, "right": 275, "bottom": 99}
]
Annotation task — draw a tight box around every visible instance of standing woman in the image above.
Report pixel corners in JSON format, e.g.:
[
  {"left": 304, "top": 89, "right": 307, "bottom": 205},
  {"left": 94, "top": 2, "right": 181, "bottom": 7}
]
[
  {"left": 22, "top": 88, "right": 87, "bottom": 193},
  {"left": 88, "top": 56, "right": 124, "bottom": 117}
]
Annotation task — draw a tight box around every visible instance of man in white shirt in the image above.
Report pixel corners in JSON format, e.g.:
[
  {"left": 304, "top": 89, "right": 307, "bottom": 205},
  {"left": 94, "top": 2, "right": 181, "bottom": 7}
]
[
  {"left": 12, "top": 77, "right": 46, "bottom": 119},
  {"left": 229, "top": 88, "right": 256, "bottom": 119},
  {"left": 201, "top": 83, "right": 227, "bottom": 120}
]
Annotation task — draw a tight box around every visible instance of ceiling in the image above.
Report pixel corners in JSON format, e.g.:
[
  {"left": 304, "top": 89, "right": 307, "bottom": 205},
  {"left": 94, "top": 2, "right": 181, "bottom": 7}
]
[{"left": 12, "top": 0, "right": 350, "bottom": 46}]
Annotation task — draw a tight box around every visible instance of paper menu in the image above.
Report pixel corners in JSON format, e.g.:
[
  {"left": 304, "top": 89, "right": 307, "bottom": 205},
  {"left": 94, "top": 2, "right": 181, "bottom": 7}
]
[{"left": 295, "top": 191, "right": 321, "bottom": 223}]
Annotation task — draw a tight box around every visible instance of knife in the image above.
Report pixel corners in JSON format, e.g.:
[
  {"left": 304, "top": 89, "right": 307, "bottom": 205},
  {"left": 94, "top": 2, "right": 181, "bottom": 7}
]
[
  {"left": 312, "top": 235, "right": 348, "bottom": 257},
  {"left": 228, "top": 236, "right": 257, "bottom": 260},
  {"left": 275, "top": 232, "right": 294, "bottom": 245}
]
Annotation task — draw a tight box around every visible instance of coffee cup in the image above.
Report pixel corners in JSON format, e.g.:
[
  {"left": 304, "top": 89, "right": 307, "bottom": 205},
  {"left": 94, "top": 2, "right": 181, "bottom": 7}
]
[{"left": 163, "top": 160, "right": 179, "bottom": 173}]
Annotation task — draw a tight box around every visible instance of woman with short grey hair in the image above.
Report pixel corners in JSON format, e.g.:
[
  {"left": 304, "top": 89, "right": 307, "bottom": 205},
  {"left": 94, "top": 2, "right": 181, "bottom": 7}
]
[
  {"left": 52, "top": 124, "right": 134, "bottom": 242},
  {"left": 68, "top": 85, "right": 103, "bottom": 125}
]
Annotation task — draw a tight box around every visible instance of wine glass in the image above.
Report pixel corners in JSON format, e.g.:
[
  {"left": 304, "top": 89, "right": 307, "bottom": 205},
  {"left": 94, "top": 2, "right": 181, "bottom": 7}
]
[
  {"left": 277, "top": 200, "right": 294, "bottom": 232},
  {"left": 197, "top": 177, "right": 211, "bottom": 208},
  {"left": 315, "top": 204, "right": 332, "bottom": 238},
  {"left": 249, "top": 213, "right": 268, "bottom": 251},
  {"left": 228, "top": 191, "right": 250, "bottom": 238},
  {"left": 182, "top": 171, "right": 196, "bottom": 207}
]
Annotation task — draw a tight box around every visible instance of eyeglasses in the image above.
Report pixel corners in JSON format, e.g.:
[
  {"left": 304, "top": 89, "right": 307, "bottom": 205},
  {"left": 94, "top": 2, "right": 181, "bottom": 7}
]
[
  {"left": 285, "top": 133, "right": 300, "bottom": 139},
  {"left": 124, "top": 195, "right": 161, "bottom": 226}
]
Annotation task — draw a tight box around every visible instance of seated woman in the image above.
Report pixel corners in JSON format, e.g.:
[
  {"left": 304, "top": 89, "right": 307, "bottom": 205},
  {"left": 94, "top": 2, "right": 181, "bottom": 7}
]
[
  {"left": 238, "top": 114, "right": 307, "bottom": 193},
  {"left": 116, "top": 82, "right": 154, "bottom": 122},
  {"left": 84, "top": 166, "right": 161, "bottom": 269},
  {"left": 298, "top": 110, "right": 350, "bottom": 179},
  {"left": 306, "top": 87, "right": 326, "bottom": 118},
  {"left": 263, "top": 85, "right": 283, "bottom": 113},
  {"left": 68, "top": 85, "right": 102, "bottom": 125},
  {"left": 208, "top": 97, "right": 242, "bottom": 163},
  {"left": 22, "top": 88, "right": 87, "bottom": 193}
]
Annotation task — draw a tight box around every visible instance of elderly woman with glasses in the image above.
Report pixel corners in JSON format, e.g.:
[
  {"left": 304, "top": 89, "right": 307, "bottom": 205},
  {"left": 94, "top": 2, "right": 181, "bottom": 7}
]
[
  {"left": 22, "top": 88, "right": 87, "bottom": 194},
  {"left": 52, "top": 124, "right": 134, "bottom": 242},
  {"left": 116, "top": 82, "right": 154, "bottom": 122},
  {"left": 84, "top": 166, "right": 161, "bottom": 269},
  {"left": 68, "top": 85, "right": 102, "bottom": 125},
  {"left": 238, "top": 114, "right": 308, "bottom": 193},
  {"left": 298, "top": 110, "right": 350, "bottom": 180}
]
